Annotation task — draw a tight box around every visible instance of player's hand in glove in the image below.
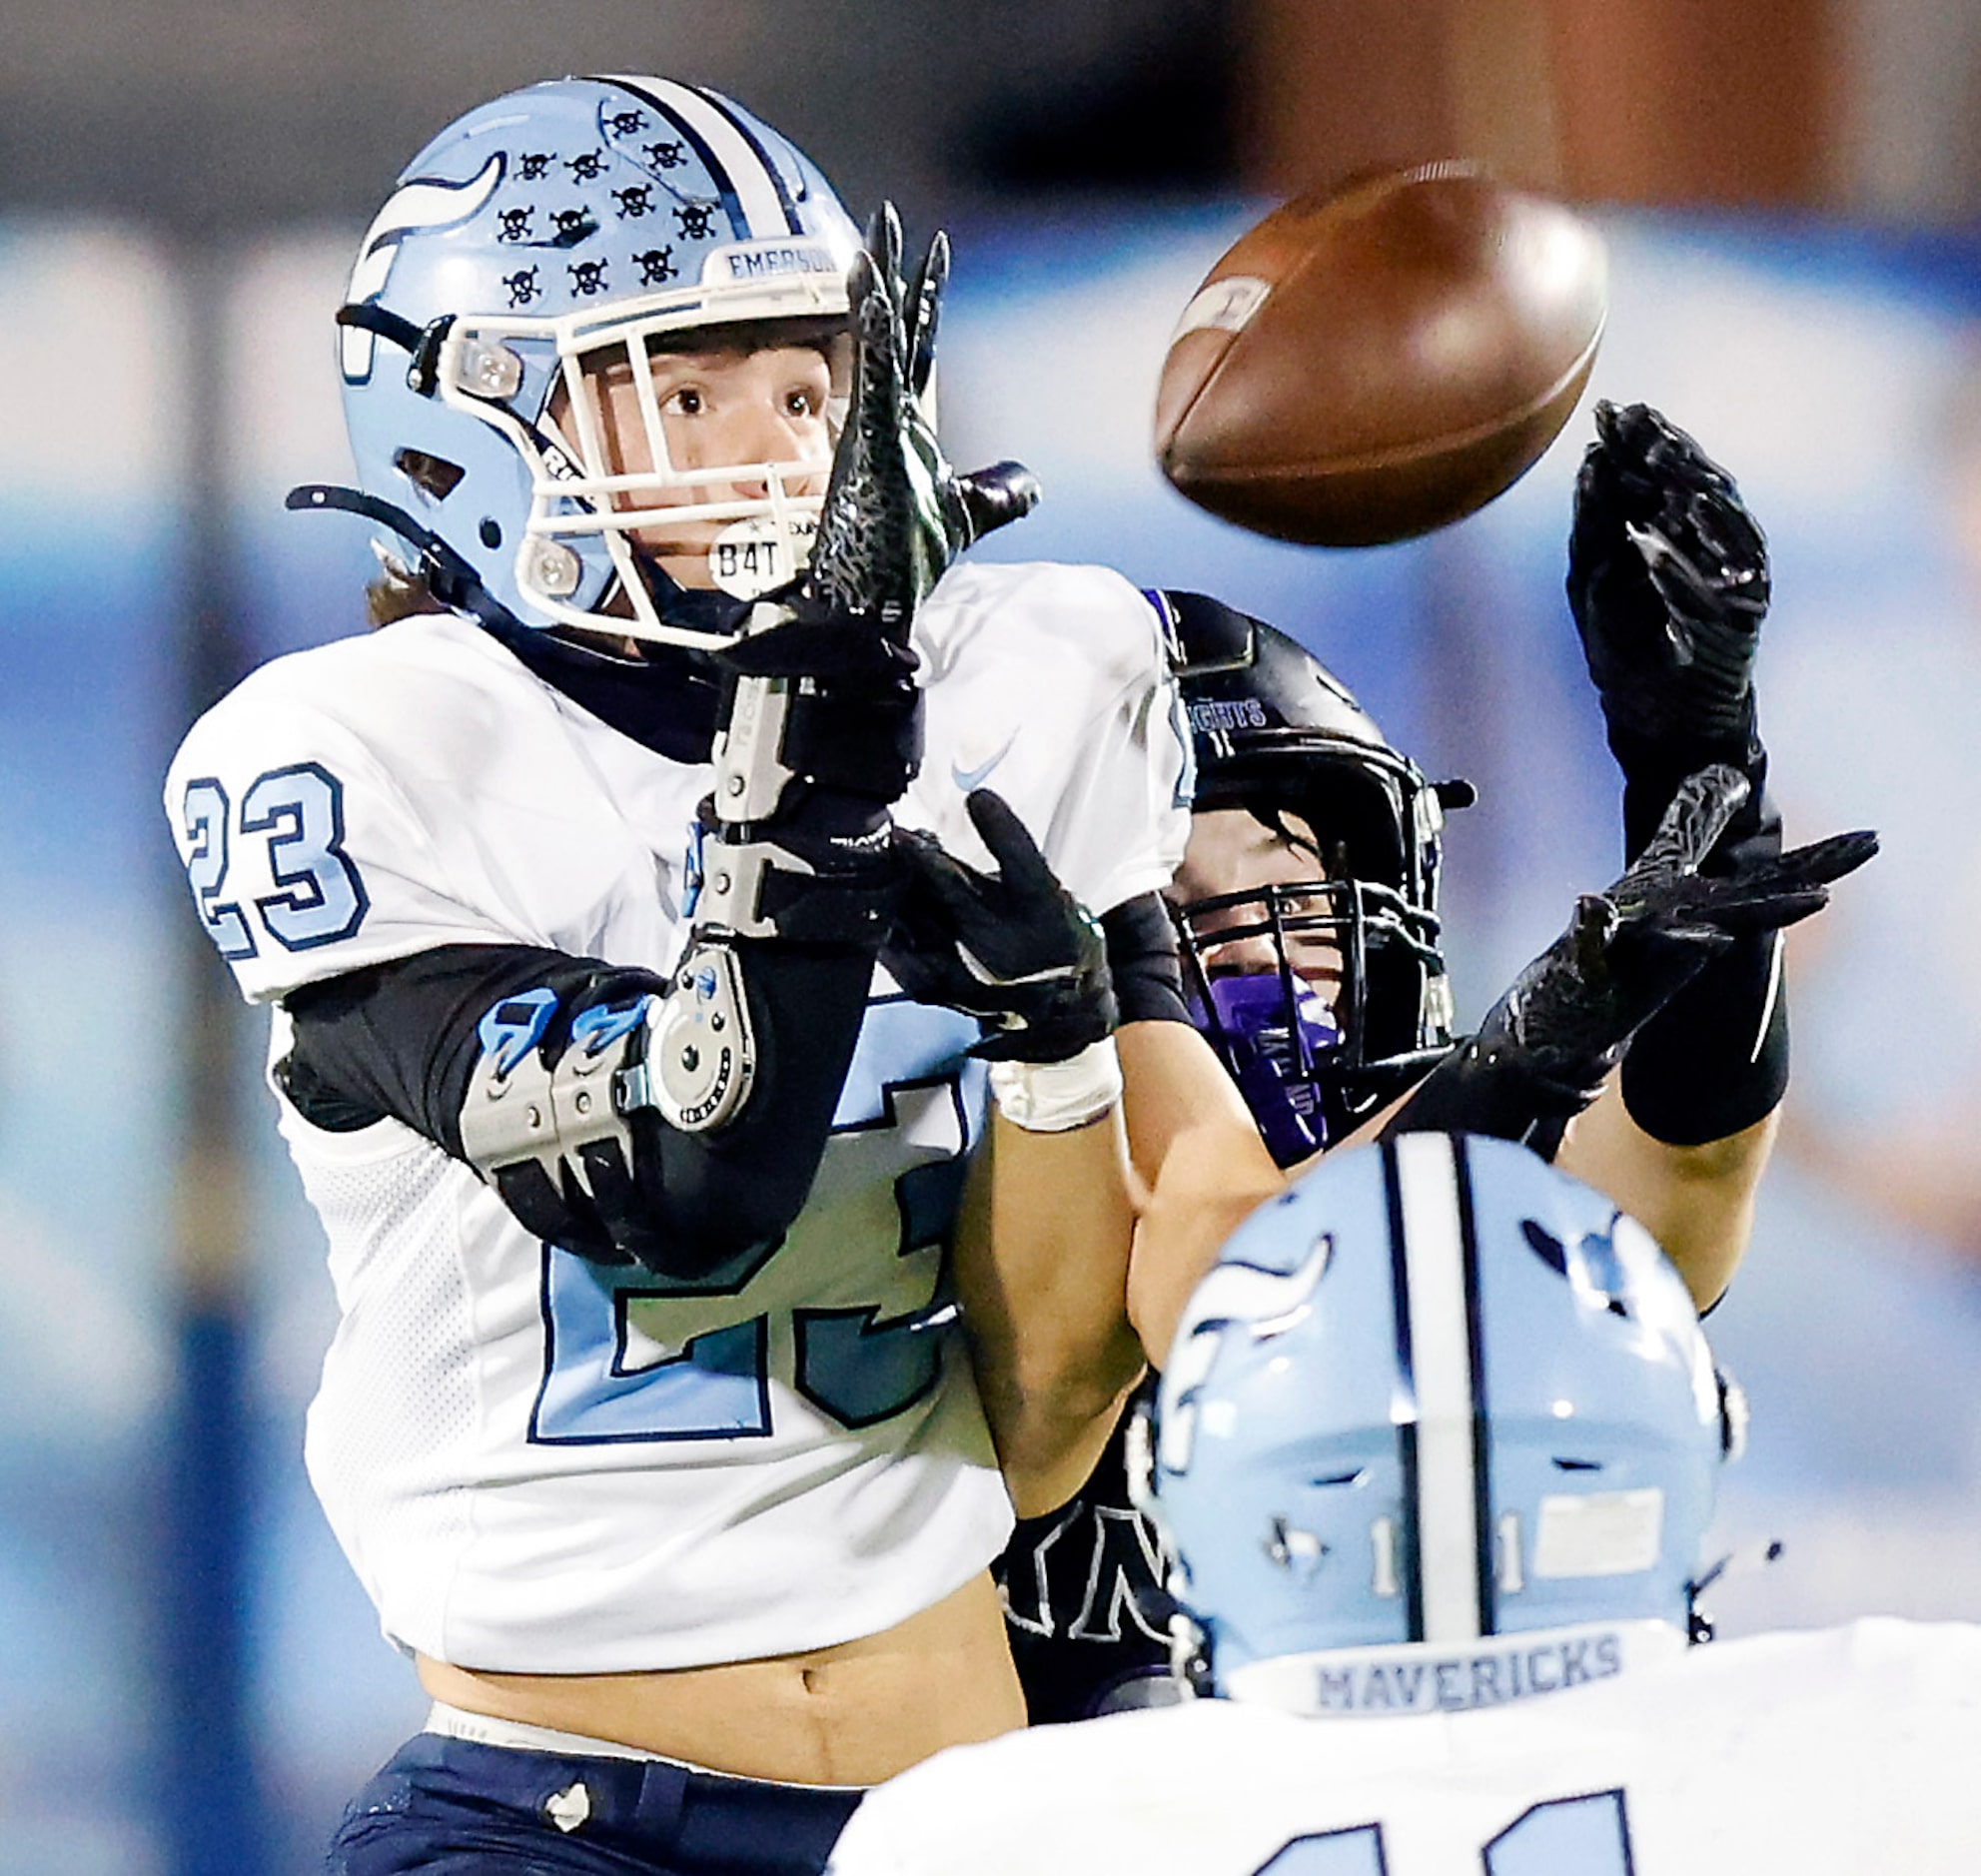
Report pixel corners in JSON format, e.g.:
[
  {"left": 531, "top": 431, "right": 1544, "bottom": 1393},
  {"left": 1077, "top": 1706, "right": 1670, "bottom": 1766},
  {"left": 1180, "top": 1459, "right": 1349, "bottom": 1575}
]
[
  {"left": 715, "top": 206, "right": 1040, "bottom": 839},
  {"left": 710, "top": 210, "right": 941, "bottom": 831},
  {"left": 797, "top": 203, "right": 1039, "bottom": 641},
  {"left": 1385, "top": 766, "right": 1877, "bottom": 1152},
  {"left": 1566, "top": 400, "right": 1771, "bottom": 858},
  {"left": 884, "top": 789, "right": 1117, "bottom": 1063}
]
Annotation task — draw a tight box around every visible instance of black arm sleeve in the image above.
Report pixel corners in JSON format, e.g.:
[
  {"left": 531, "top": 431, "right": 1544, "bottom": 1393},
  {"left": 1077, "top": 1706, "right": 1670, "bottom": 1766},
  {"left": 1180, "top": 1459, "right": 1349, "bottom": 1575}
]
[
  {"left": 1102, "top": 892, "right": 1191, "bottom": 1027},
  {"left": 279, "top": 939, "right": 873, "bottom": 1276},
  {"left": 1617, "top": 786, "right": 1791, "bottom": 1147},
  {"left": 1376, "top": 1040, "right": 1578, "bottom": 1162},
  {"left": 1619, "top": 932, "right": 1788, "bottom": 1145},
  {"left": 281, "top": 944, "right": 589, "bottom": 1151}
]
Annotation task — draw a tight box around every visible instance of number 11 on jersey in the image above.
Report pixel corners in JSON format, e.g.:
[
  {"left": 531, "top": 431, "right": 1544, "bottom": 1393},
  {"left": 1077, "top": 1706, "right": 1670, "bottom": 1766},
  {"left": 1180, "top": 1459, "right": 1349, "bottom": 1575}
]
[{"left": 1255, "top": 1789, "right": 1632, "bottom": 1874}]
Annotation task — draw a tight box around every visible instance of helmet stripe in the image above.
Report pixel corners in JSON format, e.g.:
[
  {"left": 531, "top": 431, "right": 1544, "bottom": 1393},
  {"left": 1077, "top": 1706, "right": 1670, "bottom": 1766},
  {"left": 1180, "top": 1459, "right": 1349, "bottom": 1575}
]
[
  {"left": 685, "top": 84, "right": 803, "bottom": 234},
  {"left": 1392, "top": 1132, "right": 1486, "bottom": 1644},
  {"left": 1452, "top": 1136, "right": 1496, "bottom": 1635},
  {"left": 599, "top": 77, "right": 796, "bottom": 241}
]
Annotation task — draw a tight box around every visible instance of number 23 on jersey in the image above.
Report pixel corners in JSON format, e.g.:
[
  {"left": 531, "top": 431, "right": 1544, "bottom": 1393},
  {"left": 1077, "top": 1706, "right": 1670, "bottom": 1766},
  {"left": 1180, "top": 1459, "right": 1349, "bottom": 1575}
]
[{"left": 179, "top": 763, "right": 369, "bottom": 958}]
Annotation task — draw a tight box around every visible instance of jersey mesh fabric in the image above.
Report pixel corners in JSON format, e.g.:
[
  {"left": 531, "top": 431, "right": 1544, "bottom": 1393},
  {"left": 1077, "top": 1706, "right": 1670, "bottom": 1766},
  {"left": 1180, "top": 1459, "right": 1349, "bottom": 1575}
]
[
  {"left": 172, "top": 563, "right": 1191, "bottom": 1673},
  {"left": 293, "top": 1117, "right": 483, "bottom": 1653}
]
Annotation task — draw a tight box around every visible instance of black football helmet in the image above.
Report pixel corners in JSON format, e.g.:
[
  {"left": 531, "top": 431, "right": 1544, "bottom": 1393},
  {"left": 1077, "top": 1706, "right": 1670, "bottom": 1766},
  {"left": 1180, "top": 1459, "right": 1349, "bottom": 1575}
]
[{"left": 1157, "top": 590, "right": 1473, "bottom": 1162}]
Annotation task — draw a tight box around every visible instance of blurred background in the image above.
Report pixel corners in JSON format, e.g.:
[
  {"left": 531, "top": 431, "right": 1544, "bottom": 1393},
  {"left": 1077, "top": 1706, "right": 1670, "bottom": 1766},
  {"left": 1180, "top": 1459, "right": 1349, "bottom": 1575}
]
[{"left": 3, "top": 1, "right": 1980, "bottom": 1869}]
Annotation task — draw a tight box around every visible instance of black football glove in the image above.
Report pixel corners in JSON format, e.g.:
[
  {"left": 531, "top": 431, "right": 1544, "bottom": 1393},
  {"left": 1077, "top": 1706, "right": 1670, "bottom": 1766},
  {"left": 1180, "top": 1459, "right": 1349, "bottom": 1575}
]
[
  {"left": 716, "top": 208, "right": 1041, "bottom": 828},
  {"left": 1566, "top": 401, "right": 1771, "bottom": 860},
  {"left": 803, "top": 204, "right": 1040, "bottom": 638},
  {"left": 884, "top": 789, "right": 1117, "bottom": 1064},
  {"left": 1385, "top": 766, "right": 1877, "bottom": 1151}
]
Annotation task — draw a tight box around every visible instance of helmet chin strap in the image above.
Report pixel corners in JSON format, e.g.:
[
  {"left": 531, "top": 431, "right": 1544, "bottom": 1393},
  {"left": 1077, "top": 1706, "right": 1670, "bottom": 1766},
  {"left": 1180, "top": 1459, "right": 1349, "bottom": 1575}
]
[
  {"left": 627, "top": 548, "right": 755, "bottom": 638},
  {"left": 286, "top": 483, "right": 527, "bottom": 636},
  {"left": 287, "top": 482, "right": 756, "bottom": 646}
]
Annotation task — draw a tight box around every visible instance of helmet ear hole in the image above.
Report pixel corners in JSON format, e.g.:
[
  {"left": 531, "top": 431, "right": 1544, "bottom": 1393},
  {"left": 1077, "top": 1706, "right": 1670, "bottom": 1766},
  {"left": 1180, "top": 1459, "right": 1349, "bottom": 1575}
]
[
  {"left": 1715, "top": 1367, "right": 1749, "bottom": 1461},
  {"left": 393, "top": 448, "right": 466, "bottom": 501}
]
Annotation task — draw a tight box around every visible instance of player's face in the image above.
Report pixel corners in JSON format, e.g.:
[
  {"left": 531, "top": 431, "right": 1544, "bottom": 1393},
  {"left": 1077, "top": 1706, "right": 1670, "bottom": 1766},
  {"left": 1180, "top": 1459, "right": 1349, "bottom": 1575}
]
[
  {"left": 565, "top": 343, "right": 835, "bottom": 589},
  {"left": 1171, "top": 807, "right": 1346, "bottom": 1002}
]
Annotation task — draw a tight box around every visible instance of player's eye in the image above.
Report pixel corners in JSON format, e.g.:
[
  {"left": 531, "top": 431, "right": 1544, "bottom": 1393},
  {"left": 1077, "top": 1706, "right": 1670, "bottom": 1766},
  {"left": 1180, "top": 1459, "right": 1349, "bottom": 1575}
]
[
  {"left": 783, "top": 386, "right": 822, "bottom": 420},
  {"left": 664, "top": 386, "right": 705, "bottom": 417}
]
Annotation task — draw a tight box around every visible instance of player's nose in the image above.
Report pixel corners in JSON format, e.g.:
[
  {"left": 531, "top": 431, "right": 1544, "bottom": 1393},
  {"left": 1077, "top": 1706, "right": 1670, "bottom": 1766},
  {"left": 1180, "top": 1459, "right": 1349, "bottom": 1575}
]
[
  {"left": 1287, "top": 937, "right": 1346, "bottom": 991},
  {"left": 1200, "top": 923, "right": 1281, "bottom": 977},
  {"left": 716, "top": 400, "right": 810, "bottom": 499}
]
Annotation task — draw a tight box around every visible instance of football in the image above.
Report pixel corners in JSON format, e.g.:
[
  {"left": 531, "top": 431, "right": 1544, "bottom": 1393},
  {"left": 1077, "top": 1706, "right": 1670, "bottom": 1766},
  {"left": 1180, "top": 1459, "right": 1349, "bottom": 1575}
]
[{"left": 1153, "top": 162, "right": 1608, "bottom": 547}]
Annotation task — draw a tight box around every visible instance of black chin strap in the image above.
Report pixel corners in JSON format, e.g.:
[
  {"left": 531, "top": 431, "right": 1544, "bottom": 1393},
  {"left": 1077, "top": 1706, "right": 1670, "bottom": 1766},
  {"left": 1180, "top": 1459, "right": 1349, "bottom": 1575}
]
[
  {"left": 285, "top": 483, "right": 526, "bottom": 635},
  {"left": 627, "top": 549, "right": 756, "bottom": 638},
  {"left": 286, "top": 481, "right": 725, "bottom": 758},
  {"left": 285, "top": 482, "right": 756, "bottom": 660},
  {"left": 325, "top": 298, "right": 769, "bottom": 646}
]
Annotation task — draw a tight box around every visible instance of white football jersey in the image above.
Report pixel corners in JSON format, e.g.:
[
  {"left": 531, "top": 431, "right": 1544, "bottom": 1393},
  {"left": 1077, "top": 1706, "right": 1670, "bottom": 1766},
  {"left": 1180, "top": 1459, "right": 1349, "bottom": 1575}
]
[
  {"left": 828, "top": 1619, "right": 1981, "bottom": 1875},
  {"left": 163, "top": 559, "right": 1190, "bottom": 1673}
]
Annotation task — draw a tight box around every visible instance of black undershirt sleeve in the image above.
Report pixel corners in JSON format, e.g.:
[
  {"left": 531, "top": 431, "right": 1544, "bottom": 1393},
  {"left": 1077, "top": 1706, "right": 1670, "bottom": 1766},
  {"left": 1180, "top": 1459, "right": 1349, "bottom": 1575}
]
[
  {"left": 1102, "top": 892, "right": 1191, "bottom": 1027},
  {"left": 279, "top": 938, "right": 874, "bottom": 1275},
  {"left": 280, "top": 944, "right": 602, "bottom": 1151}
]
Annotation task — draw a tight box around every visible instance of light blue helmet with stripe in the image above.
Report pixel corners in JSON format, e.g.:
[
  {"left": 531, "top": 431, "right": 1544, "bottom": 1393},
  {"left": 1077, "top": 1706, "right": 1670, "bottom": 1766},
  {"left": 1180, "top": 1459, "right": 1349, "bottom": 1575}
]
[
  {"left": 1141, "top": 1134, "right": 1743, "bottom": 1714},
  {"left": 321, "top": 75, "right": 862, "bottom": 644}
]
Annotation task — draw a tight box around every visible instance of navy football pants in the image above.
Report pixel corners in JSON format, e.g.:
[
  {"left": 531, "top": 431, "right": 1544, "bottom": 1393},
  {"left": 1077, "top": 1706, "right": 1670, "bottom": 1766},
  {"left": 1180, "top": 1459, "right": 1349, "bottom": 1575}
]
[{"left": 328, "top": 1732, "right": 863, "bottom": 1875}]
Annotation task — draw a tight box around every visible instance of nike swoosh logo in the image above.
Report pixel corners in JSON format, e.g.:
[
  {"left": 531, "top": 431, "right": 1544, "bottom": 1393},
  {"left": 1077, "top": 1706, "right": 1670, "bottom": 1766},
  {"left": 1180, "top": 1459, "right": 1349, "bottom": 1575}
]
[{"left": 951, "top": 729, "right": 1018, "bottom": 794}]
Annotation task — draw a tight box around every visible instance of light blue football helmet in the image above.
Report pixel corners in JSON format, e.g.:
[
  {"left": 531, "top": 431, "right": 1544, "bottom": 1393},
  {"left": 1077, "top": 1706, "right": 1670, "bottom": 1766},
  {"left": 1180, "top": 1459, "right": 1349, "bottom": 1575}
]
[
  {"left": 1139, "top": 1133, "right": 1744, "bottom": 1715},
  {"left": 309, "top": 75, "right": 863, "bottom": 644}
]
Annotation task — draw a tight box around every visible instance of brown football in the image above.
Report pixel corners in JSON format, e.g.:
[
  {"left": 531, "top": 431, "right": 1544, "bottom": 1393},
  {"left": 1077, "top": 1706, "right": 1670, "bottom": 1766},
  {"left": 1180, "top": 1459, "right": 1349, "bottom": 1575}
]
[{"left": 1153, "top": 162, "right": 1608, "bottom": 547}]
